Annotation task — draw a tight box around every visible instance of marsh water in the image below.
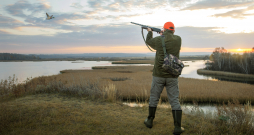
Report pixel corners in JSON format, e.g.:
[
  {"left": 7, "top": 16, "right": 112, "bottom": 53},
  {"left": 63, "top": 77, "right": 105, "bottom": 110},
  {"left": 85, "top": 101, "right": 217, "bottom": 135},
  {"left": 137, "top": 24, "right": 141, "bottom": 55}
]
[
  {"left": 123, "top": 102, "right": 254, "bottom": 117},
  {"left": 1, "top": 60, "right": 253, "bottom": 84},
  {"left": 0, "top": 60, "right": 253, "bottom": 84}
]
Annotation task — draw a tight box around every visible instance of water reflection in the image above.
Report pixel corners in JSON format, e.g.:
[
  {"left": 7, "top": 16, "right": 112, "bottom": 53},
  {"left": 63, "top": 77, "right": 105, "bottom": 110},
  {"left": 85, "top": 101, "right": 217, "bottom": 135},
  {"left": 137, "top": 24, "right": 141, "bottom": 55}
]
[{"left": 123, "top": 102, "right": 254, "bottom": 116}]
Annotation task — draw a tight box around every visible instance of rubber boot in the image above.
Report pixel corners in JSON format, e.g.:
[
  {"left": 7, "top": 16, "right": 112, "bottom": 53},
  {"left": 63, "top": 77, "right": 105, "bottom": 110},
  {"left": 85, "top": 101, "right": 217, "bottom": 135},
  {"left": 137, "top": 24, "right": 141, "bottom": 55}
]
[
  {"left": 172, "top": 110, "right": 185, "bottom": 135},
  {"left": 144, "top": 106, "right": 157, "bottom": 128}
]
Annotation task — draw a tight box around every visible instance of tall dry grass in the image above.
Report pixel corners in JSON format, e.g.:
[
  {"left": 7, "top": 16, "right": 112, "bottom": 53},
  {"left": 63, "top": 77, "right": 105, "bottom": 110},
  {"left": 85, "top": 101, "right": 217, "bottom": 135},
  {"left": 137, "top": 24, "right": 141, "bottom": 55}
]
[
  {"left": 179, "top": 100, "right": 254, "bottom": 135},
  {"left": 103, "top": 83, "right": 118, "bottom": 102},
  {"left": 0, "top": 75, "right": 120, "bottom": 102},
  {"left": 216, "top": 100, "right": 254, "bottom": 134},
  {"left": 58, "top": 66, "right": 254, "bottom": 104}
]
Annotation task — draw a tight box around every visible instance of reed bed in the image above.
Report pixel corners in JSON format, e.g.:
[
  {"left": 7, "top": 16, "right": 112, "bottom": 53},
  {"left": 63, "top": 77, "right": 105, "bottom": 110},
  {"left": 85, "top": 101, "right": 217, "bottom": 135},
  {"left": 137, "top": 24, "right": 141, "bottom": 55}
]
[
  {"left": 58, "top": 66, "right": 254, "bottom": 104},
  {"left": 197, "top": 69, "right": 254, "bottom": 79}
]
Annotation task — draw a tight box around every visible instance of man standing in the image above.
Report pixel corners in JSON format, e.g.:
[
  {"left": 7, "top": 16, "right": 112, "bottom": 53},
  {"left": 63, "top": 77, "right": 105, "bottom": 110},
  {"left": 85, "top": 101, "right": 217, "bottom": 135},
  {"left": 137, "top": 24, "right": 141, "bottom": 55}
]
[{"left": 144, "top": 22, "right": 185, "bottom": 135}]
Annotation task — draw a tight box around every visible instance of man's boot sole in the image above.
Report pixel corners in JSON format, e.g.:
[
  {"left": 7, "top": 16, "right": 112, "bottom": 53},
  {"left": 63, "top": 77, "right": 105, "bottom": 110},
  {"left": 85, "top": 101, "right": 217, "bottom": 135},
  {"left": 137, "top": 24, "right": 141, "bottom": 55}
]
[{"left": 144, "top": 120, "right": 152, "bottom": 128}]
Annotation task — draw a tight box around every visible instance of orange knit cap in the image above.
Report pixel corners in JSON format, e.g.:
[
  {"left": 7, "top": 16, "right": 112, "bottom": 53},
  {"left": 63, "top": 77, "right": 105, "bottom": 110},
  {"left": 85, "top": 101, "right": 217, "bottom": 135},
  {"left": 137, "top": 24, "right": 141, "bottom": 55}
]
[{"left": 164, "top": 22, "right": 175, "bottom": 31}]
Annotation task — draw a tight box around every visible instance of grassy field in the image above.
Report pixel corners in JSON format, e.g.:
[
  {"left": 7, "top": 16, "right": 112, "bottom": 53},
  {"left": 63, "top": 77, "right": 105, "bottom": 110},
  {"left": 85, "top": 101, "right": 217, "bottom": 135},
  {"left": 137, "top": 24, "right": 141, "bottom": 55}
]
[{"left": 1, "top": 94, "right": 253, "bottom": 135}]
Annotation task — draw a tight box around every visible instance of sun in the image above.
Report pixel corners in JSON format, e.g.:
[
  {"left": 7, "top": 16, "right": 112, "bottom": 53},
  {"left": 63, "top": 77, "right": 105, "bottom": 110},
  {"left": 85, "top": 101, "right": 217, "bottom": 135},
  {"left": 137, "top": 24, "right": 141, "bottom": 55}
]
[
  {"left": 237, "top": 48, "right": 242, "bottom": 51},
  {"left": 228, "top": 48, "right": 252, "bottom": 53}
]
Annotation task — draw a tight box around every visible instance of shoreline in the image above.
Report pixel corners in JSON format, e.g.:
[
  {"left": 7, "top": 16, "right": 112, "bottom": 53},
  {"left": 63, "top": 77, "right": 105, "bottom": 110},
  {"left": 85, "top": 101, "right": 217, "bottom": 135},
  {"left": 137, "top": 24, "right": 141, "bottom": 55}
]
[{"left": 197, "top": 69, "right": 254, "bottom": 79}]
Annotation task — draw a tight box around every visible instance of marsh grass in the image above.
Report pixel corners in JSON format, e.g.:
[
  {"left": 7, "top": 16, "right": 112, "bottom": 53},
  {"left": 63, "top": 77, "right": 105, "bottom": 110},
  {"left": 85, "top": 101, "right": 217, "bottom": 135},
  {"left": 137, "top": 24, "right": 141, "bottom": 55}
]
[
  {"left": 57, "top": 66, "right": 254, "bottom": 104},
  {"left": 0, "top": 75, "right": 120, "bottom": 102},
  {"left": 103, "top": 83, "right": 118, "bottom": 102},
  {"left": 1, "top": 71, "right": 254, "bottom": 134},
  {"left": 216, "top": 100, "right": 254, "bottom": 134},
  {"left": 110, "top": 77, "right": 129, "bottom": 81}
]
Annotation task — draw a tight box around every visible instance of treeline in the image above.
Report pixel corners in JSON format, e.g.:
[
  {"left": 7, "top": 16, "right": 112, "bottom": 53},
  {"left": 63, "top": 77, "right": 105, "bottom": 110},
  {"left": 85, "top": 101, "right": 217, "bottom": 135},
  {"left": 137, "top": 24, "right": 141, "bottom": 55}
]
[
  {"left": 206, "top": 47, "right": 254, "bottom": 74},
  {"left": 0, "top": 53, "right": 40, "bottom": 60}
]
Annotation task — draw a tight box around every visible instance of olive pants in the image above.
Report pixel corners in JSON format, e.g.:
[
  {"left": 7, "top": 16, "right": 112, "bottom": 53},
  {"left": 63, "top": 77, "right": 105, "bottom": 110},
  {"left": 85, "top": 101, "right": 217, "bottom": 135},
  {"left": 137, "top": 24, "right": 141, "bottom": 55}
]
[{"left": 149, "top": 76, "right": 181, "bottom": 110}]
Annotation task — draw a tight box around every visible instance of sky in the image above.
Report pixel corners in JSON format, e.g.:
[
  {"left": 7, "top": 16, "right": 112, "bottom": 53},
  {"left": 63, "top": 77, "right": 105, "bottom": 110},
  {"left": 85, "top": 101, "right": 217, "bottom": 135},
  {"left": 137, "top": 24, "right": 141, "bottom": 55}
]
[{"left": 1, "top": 0, "right": 254, "bottom": 54}]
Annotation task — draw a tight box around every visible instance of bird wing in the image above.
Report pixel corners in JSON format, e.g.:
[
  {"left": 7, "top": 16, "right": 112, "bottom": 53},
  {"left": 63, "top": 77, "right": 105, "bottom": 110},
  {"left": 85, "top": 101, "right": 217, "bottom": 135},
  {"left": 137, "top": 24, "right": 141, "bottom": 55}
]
[{"left": 46, "top": 13, "right": 49, "bottom": 17}]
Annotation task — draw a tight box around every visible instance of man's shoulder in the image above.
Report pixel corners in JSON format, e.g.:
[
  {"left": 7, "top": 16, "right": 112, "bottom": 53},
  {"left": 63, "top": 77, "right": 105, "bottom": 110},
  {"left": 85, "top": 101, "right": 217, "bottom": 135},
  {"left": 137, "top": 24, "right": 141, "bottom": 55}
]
[
  {"left": 153, "top": 35, "right": 163, "bottom": 41},
  {"left": 173, "top": 34, "right": 181, "bottom": 39}
]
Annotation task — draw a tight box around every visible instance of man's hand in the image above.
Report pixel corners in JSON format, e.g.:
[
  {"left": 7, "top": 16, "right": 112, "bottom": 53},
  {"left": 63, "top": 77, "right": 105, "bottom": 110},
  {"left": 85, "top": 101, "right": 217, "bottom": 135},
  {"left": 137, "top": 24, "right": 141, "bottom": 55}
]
[
  {"left": 147, "top": 27, "right": 152, "bottom": 32},
  {"left": 159, "top": 31, "right": 163, "bottom": 35}
]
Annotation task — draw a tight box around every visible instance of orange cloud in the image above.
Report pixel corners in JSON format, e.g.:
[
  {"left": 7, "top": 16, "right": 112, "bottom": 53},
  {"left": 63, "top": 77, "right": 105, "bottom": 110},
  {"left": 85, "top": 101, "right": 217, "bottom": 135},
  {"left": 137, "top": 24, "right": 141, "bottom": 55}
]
[{"left": 0, "top": 29, "right": 10, "bottom": 34}]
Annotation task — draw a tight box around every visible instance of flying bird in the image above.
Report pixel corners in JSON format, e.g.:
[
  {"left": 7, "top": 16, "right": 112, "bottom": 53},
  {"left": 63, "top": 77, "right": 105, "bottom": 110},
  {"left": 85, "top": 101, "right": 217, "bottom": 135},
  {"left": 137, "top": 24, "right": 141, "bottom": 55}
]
[{"left": 46, "top": 13, "right": 54, "bottom": 20}]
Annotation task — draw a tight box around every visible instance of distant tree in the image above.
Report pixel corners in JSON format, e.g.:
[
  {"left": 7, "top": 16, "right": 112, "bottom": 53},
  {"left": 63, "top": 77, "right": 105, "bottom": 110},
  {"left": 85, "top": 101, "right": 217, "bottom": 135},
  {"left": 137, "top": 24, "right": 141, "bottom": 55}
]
[
  {"left": 207, "top": 47, "right": 253, "bottom": 74},
  {"left": 212, "top": 47, "right": 227, "bottom": 70}
]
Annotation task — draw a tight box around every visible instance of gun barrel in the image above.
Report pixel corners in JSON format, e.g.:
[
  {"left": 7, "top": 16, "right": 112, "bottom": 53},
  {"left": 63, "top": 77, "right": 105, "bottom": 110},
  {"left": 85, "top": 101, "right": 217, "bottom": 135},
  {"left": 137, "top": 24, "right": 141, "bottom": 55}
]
[
  {"left": 131, "top": 22, "right": 147, "bottom": 27},
  {"left": 131, "top": 22, "right": 161, "bottom": 33}
]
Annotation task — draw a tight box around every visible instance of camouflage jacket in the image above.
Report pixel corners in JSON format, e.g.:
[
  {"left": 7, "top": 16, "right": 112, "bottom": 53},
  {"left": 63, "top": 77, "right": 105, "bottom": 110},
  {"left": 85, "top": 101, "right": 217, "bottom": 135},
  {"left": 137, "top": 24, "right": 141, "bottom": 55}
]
[{"left": 146, "top": 30, "right": 182, "bottom": 78}]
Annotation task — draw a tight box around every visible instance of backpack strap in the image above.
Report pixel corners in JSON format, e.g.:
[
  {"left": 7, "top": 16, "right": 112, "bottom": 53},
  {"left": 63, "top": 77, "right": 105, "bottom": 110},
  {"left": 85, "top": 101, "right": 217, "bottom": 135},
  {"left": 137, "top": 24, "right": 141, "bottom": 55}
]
[{"left": 160, "top": 36, "right": 168, "bottom": 57}]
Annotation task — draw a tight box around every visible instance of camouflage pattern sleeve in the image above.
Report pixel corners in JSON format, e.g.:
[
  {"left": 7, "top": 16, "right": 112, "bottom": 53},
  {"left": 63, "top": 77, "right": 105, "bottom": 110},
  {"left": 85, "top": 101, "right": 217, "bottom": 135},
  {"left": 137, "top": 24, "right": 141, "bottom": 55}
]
[{"left": 145, "top": 31, "right": 156, "bottom": 50}]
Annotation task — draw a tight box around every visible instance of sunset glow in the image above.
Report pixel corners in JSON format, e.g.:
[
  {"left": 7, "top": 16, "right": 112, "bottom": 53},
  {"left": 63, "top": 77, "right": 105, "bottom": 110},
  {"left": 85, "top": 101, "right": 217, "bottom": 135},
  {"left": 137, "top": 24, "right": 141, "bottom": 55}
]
[{"left": 228, "top": 48, "right": 252, "bottom": 53}]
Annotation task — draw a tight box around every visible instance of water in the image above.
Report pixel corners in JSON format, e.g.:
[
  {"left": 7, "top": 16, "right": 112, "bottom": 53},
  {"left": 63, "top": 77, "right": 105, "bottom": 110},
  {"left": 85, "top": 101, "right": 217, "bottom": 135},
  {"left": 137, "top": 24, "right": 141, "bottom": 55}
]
[
  {"left": 0, "top": 60, "right": 253, "bottom": 84},
  {"left": 180, "top": 60, "right": 254, "bottom": 84},
  {"left": 0, "top": 61, "right": 151, "bottom": 83},
  {"left": 180, "top": 61, "right": 212, "bottom": 79},
  {"left": 123, "top": 102, "right": 254, "bottom": 118},
  {"left": 0, "top": 61, "right": 106, "bottom": 83},
  {"left": 122, "top": 102, "right": 217, "bottom": 114}
]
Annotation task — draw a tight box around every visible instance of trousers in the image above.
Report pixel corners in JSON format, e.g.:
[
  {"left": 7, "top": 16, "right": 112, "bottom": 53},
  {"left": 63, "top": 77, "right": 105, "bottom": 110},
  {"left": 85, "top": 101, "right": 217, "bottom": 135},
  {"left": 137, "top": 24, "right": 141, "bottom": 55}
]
[{"left": 149, "top": 76, "right": 181, "bottom": 110}]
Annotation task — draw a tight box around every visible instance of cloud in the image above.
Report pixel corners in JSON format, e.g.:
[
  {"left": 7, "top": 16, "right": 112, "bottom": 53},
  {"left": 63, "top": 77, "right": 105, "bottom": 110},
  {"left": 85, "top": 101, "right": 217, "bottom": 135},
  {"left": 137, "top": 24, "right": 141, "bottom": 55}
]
[
  {"left": 211, "top": 8, "right": 254, "bottom": 19},
  {"left": 211, "top": 4, "right": 254, "bottom": 19},
  {"left": 176, "top": 26, "right": 254, "bottom": 49},
  {"left": 1, "top": 24, "right": 254, "bottom": 53},
  {"left": 0, "top": 29, "right": 10, "bottom": 34},
  {"left": 0, "top": 14, "right": 23, "bottom": 28},
  {"left": 85, "top": 0, "right": 188, "bottom": 14},
  {"left": 5, "top": 0, "right": 51, "bottom": 18},
  {"left": 182, "top": 0, "right": 254, "bottom": 10},
  {"left": 70, "top": 3, "right": 84, "bottom": 9}
]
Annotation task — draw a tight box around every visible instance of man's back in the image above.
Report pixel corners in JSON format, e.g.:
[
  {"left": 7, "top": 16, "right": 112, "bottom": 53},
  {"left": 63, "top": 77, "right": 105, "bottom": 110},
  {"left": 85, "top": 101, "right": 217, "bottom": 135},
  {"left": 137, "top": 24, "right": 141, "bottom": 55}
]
[{"left": 146, "top": 30, "right": 182, "bottom": 78}]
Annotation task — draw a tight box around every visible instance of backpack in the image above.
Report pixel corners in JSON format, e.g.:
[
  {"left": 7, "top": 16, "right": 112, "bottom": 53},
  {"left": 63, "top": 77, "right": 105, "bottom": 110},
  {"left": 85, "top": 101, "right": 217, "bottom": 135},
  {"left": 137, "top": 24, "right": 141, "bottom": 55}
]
[{"left": 161, "top": 36, "right": 184, "bottom": 76}]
